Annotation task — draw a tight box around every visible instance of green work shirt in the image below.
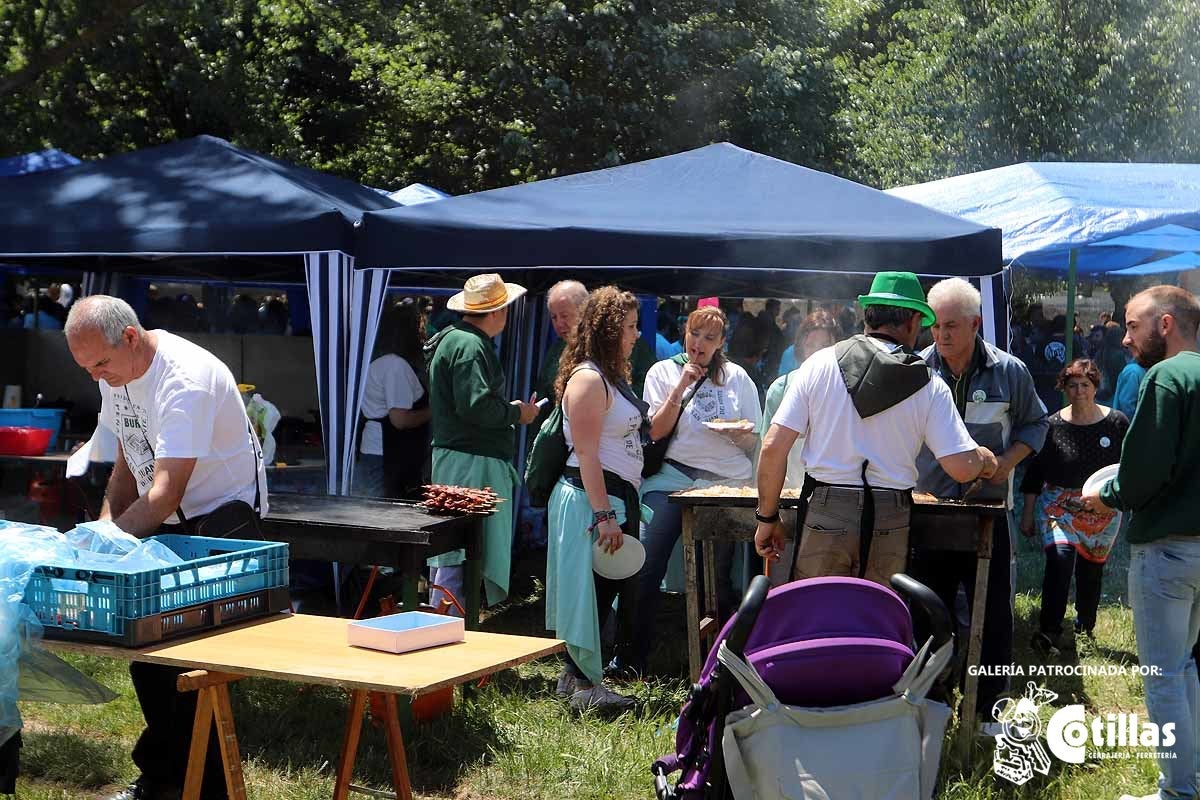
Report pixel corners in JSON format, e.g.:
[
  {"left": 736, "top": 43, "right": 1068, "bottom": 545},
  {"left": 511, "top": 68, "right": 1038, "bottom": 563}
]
[
  {"left": 1100, "top": 351, "right": 1200, "bottom": 543},
  {"left": 428, "top": 321, "right": 519, "bottom": 460}
]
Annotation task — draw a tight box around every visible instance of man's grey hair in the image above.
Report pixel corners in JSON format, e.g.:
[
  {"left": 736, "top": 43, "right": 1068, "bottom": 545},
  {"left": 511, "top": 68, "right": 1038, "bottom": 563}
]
[
  {"left": 927, "top": 277, "right": 982, "bottom": 319},
  {"left": 546, "top": 280, "right": 588, "bottom": 309},
  {"left": 64, "top": 295, "right": 143, "bottom": 345}
]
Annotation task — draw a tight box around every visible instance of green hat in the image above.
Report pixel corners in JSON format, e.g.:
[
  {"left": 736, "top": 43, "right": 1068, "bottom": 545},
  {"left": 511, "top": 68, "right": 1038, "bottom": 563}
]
[{"left": 857, "top": 271, "right": 936, "bottom": 328}]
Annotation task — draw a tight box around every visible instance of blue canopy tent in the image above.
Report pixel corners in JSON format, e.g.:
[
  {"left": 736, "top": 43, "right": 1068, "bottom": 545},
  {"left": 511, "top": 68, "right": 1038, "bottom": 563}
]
[
  {"left": 888, "top": 161, "right": 1200, "bottom": 362},
  {"left": 1107, "top": 250, "right": 1200, "bottom": 277},
  {"left": 0, "top": 135, "right": 400, "bottom": 495},
  {"left": 359, "top": 143, "right": 1007, "bottom": 385},
  {"left": 0, "top": 148, "right": 80, "bottom": 177}
]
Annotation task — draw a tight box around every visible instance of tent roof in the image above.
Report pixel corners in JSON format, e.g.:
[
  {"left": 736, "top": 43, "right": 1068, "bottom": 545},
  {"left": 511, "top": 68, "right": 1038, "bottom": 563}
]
[
  {"left": 887, "top": 162, "right": 1200, "bottom": 275},
  {"left": 0, "top": 135, "right": 396, "bottom": 277},
  {"left": 357, "top": 143, "right": 1001, "bottom": 293},
  {"left": 1108, "top": 250, "right": 1200, "bottom": 277},
  {"left": 0, "top": 148, "right": 80, "bottom": 176}
]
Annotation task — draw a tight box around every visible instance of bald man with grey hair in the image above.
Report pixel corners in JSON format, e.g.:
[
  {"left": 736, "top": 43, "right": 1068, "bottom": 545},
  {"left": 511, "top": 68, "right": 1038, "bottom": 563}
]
[
  {"left": 67, "top": 293, "right": 266, "bottom": 800},
  {"left": 536, "top": 281, "right": 590, "bottom": 402}
]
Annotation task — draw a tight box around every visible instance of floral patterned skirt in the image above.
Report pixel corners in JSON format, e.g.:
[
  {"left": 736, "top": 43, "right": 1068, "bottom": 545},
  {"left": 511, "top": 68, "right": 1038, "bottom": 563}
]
[{"left": 1034, "top": 484, "right": 1122, "bottom": 563}]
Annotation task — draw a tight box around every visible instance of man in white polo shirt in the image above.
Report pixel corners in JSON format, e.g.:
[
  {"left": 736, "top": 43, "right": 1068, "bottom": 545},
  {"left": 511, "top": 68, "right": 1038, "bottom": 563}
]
[
  {"left": 66, "top": 295, "right": 265, "bottom": 800},
  {"left": 755, "top": 272, "right": 998, "bottom": 585}
]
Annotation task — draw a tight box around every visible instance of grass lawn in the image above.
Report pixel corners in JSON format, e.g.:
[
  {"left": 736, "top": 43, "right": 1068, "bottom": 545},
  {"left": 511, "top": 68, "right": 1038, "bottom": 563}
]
[{"left": 11, "top": 529, "right": 1168, "bottom": 800}]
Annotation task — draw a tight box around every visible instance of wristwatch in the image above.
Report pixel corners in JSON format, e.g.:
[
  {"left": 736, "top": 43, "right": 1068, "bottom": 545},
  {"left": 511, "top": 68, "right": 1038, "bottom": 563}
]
[{"left": 754, "top": 508, "right": 781, "bottom": 524}]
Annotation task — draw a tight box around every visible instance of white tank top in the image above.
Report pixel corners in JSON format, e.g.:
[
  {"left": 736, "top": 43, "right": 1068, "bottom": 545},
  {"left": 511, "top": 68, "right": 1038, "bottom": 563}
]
[{"left": 564, "top": 362, "right": 644, "bottom": 488}]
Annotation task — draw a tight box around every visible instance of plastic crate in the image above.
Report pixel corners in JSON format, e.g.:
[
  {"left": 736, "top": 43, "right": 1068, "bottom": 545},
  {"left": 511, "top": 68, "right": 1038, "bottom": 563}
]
[
  {"left": 25, "top": 534, "right": 290, "bottom": 646},
  {"left": 0, "top": 409, "right": 65, "bottom": 450}
]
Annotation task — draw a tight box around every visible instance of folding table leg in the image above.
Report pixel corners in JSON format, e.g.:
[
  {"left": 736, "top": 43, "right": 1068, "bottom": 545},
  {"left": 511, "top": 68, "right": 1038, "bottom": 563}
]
[
  {"left": 335, "top": 690, "right": 415, "bottom": 800},
  {"left": 177, "top": 670, "right": 247, "bottom": 800},
  {"left": 181, "top": 686, "right": 214, "bottom": 800},
  {"left": 959, "top": 517, "right": 994, "bottom": 755},
  {"left": 380, "top": 694, "right": 414, "bottom": 800},
  {"left": 333, "top": 689, "right": 369, "bottom": 800}
]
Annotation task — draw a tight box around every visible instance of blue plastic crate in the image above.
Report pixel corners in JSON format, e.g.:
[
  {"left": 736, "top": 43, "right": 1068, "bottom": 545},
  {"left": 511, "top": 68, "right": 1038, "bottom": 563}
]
[
  {"left": 24, "top": 534, "right": 289, "bottom": 644},
  {"left": 0, "top": 408, "right": 65, "bottom": 450}
]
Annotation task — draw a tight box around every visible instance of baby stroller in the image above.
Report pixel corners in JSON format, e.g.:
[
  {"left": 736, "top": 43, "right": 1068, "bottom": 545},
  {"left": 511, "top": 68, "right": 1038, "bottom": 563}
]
[{"left": 652, "top": 573, "right": 956, "bottom": 800}]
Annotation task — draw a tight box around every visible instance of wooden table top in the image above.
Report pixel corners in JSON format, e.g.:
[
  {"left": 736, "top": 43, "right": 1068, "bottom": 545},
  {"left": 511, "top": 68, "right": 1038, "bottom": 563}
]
[{"left": 47, "top": 613, "right": 564, "bottom": 696}]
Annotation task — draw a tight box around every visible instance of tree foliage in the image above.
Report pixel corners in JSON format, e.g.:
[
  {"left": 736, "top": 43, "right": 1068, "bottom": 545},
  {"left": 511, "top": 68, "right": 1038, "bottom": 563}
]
[{"left": 0, "top": 0, "right": 1198, "bottom": 193}]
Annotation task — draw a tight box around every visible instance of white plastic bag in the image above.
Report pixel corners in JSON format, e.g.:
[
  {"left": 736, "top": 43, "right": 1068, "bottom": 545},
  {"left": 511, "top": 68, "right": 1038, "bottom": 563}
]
[{"left": 245, "top": 393, "right": 281, "bottom": 464}]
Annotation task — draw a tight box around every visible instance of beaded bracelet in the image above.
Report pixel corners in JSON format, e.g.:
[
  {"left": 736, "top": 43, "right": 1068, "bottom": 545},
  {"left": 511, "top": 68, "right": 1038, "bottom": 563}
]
[{"left": 589, "top": 509, "right": 618, "bottom": 532}]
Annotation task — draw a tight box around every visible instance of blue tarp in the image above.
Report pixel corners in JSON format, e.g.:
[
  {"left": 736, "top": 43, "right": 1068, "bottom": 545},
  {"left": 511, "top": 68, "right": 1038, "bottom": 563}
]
[
  {"left": 356, "top": 143, "right": 1003, "bottom": 293},
  {"left": 0, "top": 149, "right": 80, "bottom": 177},
  {"left": 0, "top": 135, "right": 396, "bottom": 275},
  {"left": 887, "top": 162, "right": 1200, "bottom": 276},
  {"left": 1108, "top": 251, "right": 1200, "bottom": 277}
]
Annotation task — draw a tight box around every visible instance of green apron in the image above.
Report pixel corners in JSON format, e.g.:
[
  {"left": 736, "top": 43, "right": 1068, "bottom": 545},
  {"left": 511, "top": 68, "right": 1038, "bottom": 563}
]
[{"left": 426, "top": 446, "right": 519, "bottom": 607}]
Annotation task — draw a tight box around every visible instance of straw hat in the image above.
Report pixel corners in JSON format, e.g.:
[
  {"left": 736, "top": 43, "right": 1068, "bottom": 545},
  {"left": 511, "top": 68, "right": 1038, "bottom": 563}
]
[{"left": 447, "top": 273, "right": 527, "bottom": 314}]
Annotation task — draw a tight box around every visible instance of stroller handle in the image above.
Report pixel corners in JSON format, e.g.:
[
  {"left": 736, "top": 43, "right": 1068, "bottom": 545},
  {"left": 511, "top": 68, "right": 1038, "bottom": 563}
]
[
  {"left": 889, "top": 573, "right": 954, "bottom": 652},
  {"left": 725, "top": 574, "right": 771, "bottom": 657}
]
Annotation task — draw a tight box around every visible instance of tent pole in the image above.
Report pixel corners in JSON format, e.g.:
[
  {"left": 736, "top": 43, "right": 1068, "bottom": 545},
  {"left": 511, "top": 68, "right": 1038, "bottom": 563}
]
[{"left": 1063, "top": 249, "right": 1078, "bottom": 406}]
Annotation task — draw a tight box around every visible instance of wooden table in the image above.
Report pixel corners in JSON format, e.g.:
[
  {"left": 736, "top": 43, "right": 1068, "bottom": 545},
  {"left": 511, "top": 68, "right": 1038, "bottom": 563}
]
[
  {"left": 669, "top": 490, "right": 1004, "bottom": 750},
  {"left": 48, "top": 613, "right": 564, "bottom": 800},
  {"left": 262, "top": 493, "right": 484, "bottom": 623}
]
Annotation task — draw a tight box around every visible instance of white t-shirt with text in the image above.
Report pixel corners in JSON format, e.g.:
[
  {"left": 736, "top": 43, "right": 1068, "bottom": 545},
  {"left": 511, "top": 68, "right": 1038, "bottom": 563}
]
[
  {"left": 98, "top": 331, "right": 268, "bottom": 523},
  {"left": 772, "top": 342, "right": 976, "bottom": 490},
  {"left": 359, "top": 354, "right": 424, "bottom": 456},
  {"left": 643, "top": 359, "right": 763, "bottom": 480}
]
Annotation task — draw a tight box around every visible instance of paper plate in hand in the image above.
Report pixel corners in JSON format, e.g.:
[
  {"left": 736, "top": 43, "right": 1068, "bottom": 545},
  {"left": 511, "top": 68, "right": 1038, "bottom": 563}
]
[
  {"left": 1082, "top": 463, "right": 1120, "bottom": 497},
  {"left": 702, "top": 420, "right": 755, "bottom": 432},
  {"left": 592, "top": 534, "right": 646, "bottom": 580}
]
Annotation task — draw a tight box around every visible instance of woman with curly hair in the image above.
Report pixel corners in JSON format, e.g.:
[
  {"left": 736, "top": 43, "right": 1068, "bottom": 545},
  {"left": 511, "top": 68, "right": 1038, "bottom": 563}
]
[
  {"left": 547, "top": 286, "right": 647, "bottom": 713},
  {"left": 1020, "top": 358, "right": 1129, "bottom": 654}
]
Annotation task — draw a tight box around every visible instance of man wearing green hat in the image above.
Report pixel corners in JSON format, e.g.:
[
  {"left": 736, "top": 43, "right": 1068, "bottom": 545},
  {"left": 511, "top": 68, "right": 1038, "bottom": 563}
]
[{"left": 754, "top": 271, "right": 998, "bottom": 586}]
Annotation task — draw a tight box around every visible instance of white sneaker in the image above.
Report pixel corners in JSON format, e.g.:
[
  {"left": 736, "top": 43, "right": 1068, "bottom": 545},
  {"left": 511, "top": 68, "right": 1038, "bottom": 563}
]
[
  {"left": 1116, "top": 794, "right": 1160, "bottom": 800},
  {"left": 555, "top": 670, "right": 579, "bottom": 698},
  {"left": 569, "top": 683, "right": 635, "bottom": 714}
]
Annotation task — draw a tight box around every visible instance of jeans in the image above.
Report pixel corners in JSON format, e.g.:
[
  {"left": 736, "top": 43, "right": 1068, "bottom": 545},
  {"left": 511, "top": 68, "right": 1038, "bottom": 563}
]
[
  {"left": 1039, "top": 544, "right": 1104, "bottom": 638},
  {"left": 626, "top": 466, "right": 734, "bottom": 673},
  {"left": 1129, "top": 536, "right": 1200, "bottom": 799}
]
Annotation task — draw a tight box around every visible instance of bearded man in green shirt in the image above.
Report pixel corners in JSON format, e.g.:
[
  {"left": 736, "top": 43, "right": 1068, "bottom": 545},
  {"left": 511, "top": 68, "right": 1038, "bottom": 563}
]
[
  {"left": 426, "top": 274, "right": 539, "bottom": 610},
  {"left": 1082, "top": 284, "right": 1200, "bottom": 800}
]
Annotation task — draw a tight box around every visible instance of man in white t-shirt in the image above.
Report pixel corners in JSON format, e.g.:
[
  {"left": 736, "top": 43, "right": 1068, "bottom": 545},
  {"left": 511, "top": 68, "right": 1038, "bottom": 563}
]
[
  {"left": 755, "top": 272, "right": 998, "bottom": 586},
  {"left": 66, "top": 295, "right": 265, "bottom": 800}
]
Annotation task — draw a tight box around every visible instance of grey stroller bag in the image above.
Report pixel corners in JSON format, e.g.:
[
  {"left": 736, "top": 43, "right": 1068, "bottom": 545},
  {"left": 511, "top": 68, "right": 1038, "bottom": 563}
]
[{"left": 718, "top": 637, "right": 954, "bottom": 800}]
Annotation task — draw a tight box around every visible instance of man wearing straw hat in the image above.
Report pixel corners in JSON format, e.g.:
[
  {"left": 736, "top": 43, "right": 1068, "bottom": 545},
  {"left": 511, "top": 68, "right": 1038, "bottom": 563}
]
[{"left": 425, "top": 274, "right": 540, "bottom": 610}]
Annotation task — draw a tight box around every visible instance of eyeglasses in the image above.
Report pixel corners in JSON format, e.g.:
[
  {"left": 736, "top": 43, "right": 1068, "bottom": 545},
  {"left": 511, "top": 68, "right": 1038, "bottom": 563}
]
[{"left": 1064, "top": 381, "right": 1094, "bottom": 391}]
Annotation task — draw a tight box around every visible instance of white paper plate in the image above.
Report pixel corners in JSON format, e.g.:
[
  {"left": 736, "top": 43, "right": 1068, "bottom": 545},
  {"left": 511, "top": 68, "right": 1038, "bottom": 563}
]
[
  {"left": 702, "top": 420, "right": 755, "bottom": 432},
  {"left": 592, "top": 534, "right": 646, "bottom": 580},
  {"left": 1082, "top": 463, "right": 1120, "bottom": 497}
]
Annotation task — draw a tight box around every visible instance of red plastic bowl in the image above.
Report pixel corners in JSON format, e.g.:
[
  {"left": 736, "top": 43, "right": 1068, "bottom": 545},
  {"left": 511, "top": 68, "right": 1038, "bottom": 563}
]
[{"left": 0, "top": 426, "right": 54, "bottom": 456}]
